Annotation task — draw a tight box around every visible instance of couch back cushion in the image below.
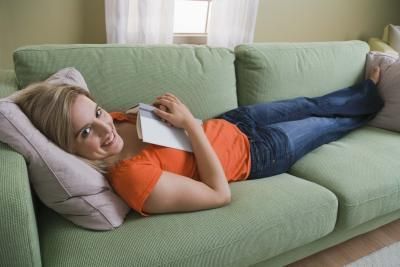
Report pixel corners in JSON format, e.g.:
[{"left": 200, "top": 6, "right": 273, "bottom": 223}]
[
  {"left": 13, "top": 44, "right": 237, "bottom": 119},
  {"left": 235, "top": 41, "right": 370, "bottom": 105}
]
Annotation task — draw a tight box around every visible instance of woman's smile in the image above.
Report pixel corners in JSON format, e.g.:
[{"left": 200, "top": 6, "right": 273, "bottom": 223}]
[{"left": 103, "top": 131, "right": 116, "bottom": 147}]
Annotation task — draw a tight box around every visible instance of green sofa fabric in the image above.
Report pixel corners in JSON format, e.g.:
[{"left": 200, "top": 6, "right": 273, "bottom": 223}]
[
  {"left": 37, "top": 175, "right": 337, "bottom": 266},
  {"left": 14, "top": 45, "right": 238, "bottom": 119},
  {"left": 235, "top": 41, "right": 369, "bottom": 105},
  {"left": 0, "top": 69, "right": 17, "bottom": 98},
  {"left": 0, "top": 69, "right": 42, "bottom": 266},
  {"left": 1, "top": 41, "right": 400, "bottom": 266},
  {"left": 290, "top": 126, "right": 400, "bottom": 229},
  {"left": 0, "top": 142, "right": 41, "bottom": 267},
  {"left": 259, "top": 209, "right": 400, "bottom": 266}
]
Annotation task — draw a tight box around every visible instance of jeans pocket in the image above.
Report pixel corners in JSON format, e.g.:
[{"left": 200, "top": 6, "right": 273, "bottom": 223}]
[{"left": 248, "top": 127, "right": 292, "bottom": 179}]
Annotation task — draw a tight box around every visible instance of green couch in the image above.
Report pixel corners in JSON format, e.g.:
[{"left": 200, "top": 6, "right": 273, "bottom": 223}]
[{"left": 1, "top": 41, "right": 400, "bottom": 267}]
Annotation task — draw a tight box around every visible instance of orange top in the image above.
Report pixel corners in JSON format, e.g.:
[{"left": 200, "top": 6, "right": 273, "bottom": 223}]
[{"left": 108, "top": 112, "right": 251, "bottom": 216}]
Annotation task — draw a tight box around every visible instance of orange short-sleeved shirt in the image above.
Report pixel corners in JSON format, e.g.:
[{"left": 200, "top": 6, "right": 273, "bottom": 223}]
[{"left": 108, "top": 112, "right": 251, "bottom": 215}]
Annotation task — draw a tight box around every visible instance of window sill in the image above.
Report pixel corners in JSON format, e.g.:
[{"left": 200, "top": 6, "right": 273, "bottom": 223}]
[{"left": 173, "top": 34, "right": 207, "bottom": 45}]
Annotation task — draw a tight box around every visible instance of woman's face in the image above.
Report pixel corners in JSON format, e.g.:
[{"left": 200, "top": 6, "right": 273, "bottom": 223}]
[{"left": 70, "top": 95, "right": 124, "bottom": 160}]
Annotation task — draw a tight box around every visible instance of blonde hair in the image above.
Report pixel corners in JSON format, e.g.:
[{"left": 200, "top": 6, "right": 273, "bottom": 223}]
[{"left": 12, "top": 82, "right": 108, "bottom": 173}]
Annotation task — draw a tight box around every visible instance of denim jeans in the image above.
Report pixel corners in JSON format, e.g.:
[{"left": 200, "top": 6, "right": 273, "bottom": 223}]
[{"left": 218, "top": 79, "right": 383, "bottom": 179}]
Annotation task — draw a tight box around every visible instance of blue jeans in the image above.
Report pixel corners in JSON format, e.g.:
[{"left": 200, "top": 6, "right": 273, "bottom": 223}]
[{"left": 218, "top": 79, "right": 383, "bottom": 179}]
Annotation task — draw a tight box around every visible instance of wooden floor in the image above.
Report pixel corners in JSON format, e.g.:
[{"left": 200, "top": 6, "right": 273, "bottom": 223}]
[{"left": 288, "top": 219, "right": 400, "bottom": 267}]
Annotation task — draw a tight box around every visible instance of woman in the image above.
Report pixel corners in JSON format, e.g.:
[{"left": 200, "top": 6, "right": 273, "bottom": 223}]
[{"left": 14, "top": 67, "right": 383, "bottom": 216}]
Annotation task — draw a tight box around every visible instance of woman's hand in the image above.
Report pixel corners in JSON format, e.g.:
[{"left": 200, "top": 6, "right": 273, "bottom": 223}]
[{"left": 153, "top": 93, "right": 196, "bottom": 129}]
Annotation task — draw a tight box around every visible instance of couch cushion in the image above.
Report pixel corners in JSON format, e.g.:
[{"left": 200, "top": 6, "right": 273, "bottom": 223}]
[
  {"left": 0, "top": 70, "right": 17, "bottom": 98},
  {"left": 290, "top": 126, "right": 400, "bottom": 229},
  {"left": 38, "top": 174, "right": 337, "bottom": 266},
  {"left": 13, "top": 44, "right": 237, "bottom": 120},
  {"left": 235, "top": 41, "right": 369, "bottom": 105}
]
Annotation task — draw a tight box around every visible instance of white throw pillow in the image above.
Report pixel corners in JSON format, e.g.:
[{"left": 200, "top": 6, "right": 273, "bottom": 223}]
[
  {"left": 0, "top": 67, "right": 130, "bottom": 230},
  {"left": 366, "top": 52, "right": 400, "bottom": 131},
  {"left": 388, "top": 24, "right": 400, "bottom": 53}
]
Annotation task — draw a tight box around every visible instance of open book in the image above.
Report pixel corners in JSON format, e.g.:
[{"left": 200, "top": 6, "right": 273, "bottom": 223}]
[{"left": 126, "top": 103, "right": 202, "bottom": 152}]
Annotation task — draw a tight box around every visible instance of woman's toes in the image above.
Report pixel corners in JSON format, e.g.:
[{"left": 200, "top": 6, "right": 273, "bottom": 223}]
[{"left": 369, "top": 66, "right": 381, "bottom": 85}]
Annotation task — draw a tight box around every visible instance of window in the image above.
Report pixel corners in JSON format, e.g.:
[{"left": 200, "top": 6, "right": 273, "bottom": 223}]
[{"left": 173, "top": 0, "right": 212, "bottom": 44}]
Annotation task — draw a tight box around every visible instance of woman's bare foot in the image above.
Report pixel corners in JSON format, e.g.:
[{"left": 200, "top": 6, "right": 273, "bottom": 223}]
[{"left": 369, "top": 66, "right": 381, "bottom": 85}]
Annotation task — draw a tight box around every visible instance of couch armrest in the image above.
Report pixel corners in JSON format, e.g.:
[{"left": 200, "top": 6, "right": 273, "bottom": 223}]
[
  {"left": 368, "top": 38, "right": 399, "bottom": 55},
  {"left": 0, "top": 142, "right": 42, "bottom": 266},
  {"left": 0, "top": 69, "right": 18, "bottom": 98}
]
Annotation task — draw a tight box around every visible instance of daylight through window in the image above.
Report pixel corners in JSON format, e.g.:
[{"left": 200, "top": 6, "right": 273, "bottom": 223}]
[{"left": 173, "top": 0, "right": 212, "bottom": 34}]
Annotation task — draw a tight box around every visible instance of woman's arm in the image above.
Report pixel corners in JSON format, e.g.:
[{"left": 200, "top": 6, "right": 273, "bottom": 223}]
[{"left": 142, "top": 93, "right": 231, "bottom": 214}]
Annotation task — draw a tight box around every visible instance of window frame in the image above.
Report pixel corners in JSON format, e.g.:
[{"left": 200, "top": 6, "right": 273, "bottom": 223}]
[{"left": 173, "top": 0, "right": 212, "bottom": 45}]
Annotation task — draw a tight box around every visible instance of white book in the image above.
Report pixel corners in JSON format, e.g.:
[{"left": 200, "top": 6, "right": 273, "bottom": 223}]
[{"left": 126, "top": 103, "right": 202, "bottom": 152}]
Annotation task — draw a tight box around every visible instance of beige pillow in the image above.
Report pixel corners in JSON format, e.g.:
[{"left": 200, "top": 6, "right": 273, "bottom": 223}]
[
  {"left": 366, "top": 52, "right": 400, "bottom": 131},
  {"left": 388, "top": 24, "right": 400, "bottom": 53},
  {"left": 0, "top": 67, "right": 130, "bottom": 230},
  {"left": 45, "top": 67, "right": 89, "bottom": 90}
]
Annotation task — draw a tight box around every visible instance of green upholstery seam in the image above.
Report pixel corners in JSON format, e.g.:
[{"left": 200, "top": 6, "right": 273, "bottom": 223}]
[{"left": 341, "top": 189, "right": 400, "bottom": 207}]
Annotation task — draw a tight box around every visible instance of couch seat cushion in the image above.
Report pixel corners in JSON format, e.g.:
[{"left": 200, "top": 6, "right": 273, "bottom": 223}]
[
  {"left": 290, "top": 126, "right": 400, "bottom": 230},
  {"left": 38, "top": 174, "right": 337, "bottom": 266}
]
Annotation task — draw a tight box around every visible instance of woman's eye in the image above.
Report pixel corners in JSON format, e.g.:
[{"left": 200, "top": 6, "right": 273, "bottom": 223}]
[
  {"left": 96, "top": 108, "right": 102, "bottom": 118},
  {"left": 81, "top": 127, "right": 91, "bottom": 138}
]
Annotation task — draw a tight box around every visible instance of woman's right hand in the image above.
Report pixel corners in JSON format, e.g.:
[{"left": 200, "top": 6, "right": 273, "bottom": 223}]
[{"left": 153, "top": 93, "right": 196, "bottom": 129}]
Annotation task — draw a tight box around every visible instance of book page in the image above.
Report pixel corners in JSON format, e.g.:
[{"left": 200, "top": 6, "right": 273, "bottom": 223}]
[{"left": 136, "top": 103, "right": 202, "bottom": 152}]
